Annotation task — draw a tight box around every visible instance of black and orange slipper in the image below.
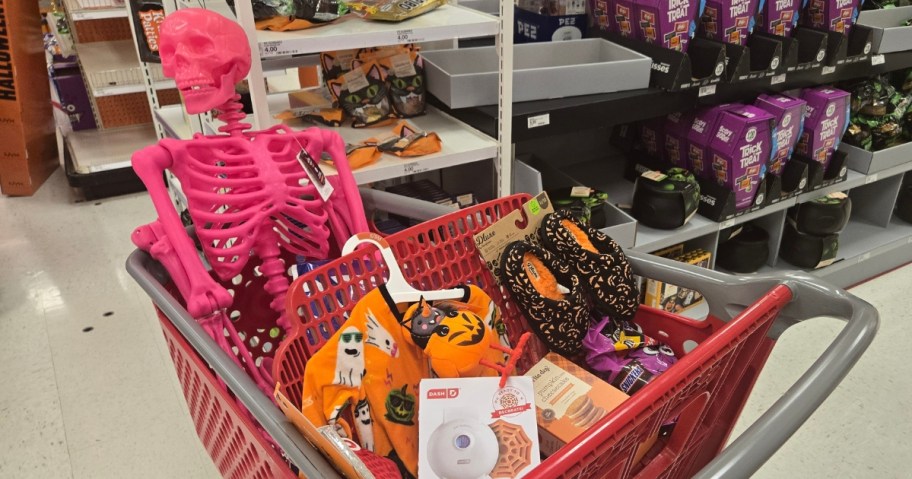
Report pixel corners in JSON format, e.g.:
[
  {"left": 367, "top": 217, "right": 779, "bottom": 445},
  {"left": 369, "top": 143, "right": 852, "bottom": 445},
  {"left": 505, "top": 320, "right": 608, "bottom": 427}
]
[
  {"left": 498, "top": 241, "right": 590, "bottom": 356},
  {"left": 539, "top": 210, "right": 640, "bottom": 322}
]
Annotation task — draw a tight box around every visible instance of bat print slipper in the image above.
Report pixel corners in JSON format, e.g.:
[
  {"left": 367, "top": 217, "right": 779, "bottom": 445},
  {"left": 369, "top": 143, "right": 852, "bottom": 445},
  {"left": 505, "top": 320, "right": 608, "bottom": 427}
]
[
  {"left": 498, "top": 240, "right": 590, "bottom": 356},
  {"left": 538, "top": 210, "right": 640, "bottom": 322}
]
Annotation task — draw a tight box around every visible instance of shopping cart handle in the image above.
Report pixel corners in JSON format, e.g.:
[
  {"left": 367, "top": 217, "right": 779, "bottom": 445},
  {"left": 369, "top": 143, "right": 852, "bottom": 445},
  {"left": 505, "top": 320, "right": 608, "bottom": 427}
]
[
  {"left": 125, "top": 250, "right": 343, "bottom": 479},
  {"left": 625, "top": 251, "right": 879, "bottom": 478}
]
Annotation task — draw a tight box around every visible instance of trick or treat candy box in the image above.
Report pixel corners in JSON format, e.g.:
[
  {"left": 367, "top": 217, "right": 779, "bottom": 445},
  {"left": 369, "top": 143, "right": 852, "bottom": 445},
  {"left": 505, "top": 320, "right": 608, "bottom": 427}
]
[
  {"left": 614, "top": 0, "right": 638, "bottom": 37},
  {"left": 640, "top": 117, "right": 665, "bottom": 158},
  {"left": 757, "top": 0, "right": 807, "bottom": 37},
  {"left": 699, "top": 0, "right": 763, "bottom": 45},
  {"left": 664, "top": 111, "right": 696, "bottom": 169},
  {"left": 707, "top": 104, "right": 776, "bottom": 210},
  {"left": 754, "top": 93, "right": 807, "bottom": 176},
  {"left": 687, "top": 104, "right": 740, "bottom": 179},
  {"left": 803, "top": 0, "right": 863, "bottom": 36},
  {"left": 634, "top": 0, "right": 705, "bottom": 51},
  {"left": 795, "top": 86, "right": 851, "bottom": 169}
]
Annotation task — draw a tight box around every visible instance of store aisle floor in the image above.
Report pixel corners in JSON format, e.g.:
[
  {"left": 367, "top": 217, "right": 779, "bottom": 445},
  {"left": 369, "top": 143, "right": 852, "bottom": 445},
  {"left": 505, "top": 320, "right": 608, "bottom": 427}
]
[{"left": 1, "top": 171, "right": 909, "bottom": 478}]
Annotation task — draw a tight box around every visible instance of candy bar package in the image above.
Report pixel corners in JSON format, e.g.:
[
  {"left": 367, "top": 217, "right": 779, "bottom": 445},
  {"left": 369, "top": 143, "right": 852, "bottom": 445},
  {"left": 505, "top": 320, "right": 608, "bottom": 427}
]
[
  {"left": 348, "top": 0, "right": 447, "bottom": 21},
  {"left": 227, "top": 0, "right": 347, "bottom": 31},
  {"left": 370, "top": 49, "right": 426, "bottom": 118},
  {"left": 796, "top": 86, "right": 851, "bottom": 168},
  {"left": 635, "top": 0, "right": 706, "bottom": 51},
  {"left": 583, "top": 316, "right": 678, "bottom": 395},
  {"left": 699, "top": 0, "right": 763, "bottom": 45},
  {"left": 802, "top": 0, "right": 863, "bottom": 35},
  {"left": 754, "top": 93, "right": 807, "bottom": 175},
  {"left": 707, "top": 104, "right": 776, "bottom": 210},
  {"left": 665, "top": 111, "right": 696, "bottom": 169},
  {"left": 757, "top": 0, "right": 807, "bottom": 36},
  {"left": 687, "top": 104, "right": 741, "bottom": 179},
  {"left": 130, "top": 0, "right": 164, "bottom": 63}
]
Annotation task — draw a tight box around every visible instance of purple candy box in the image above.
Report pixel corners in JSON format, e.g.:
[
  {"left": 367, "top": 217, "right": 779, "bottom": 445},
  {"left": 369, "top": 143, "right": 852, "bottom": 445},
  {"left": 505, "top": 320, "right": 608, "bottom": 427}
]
[
  {"left": 795, "top": 86, "right": 850, "bottom": 169},
  {"left": 640, "top": 118, "right": 665, "bottom": 158},
  {"left": 757, "top": 0, "right": 807, "bottom": 37},
  {"left": 634, "top": 0, "right": 706, "bottom": 51},
  {"left": 614, "top": 0, "right": 639, "bottom": 37},
  {"left": 687, "top": 104, "right": 739, "bottom": 180},
  {"left": 700, "top": 0, "right": 763, "bottom": 45},
  {"left": 803, "top": 0, "right": 863, "bottom": 36},
  {"left": 708, "top": 104, "right": 776, "bottom": 211},
  {"left": 754, "top": 93, "right": 806, "bottom": 176},
  {"left": 664, "top": 111, "right": 695, "bottom": 169}
]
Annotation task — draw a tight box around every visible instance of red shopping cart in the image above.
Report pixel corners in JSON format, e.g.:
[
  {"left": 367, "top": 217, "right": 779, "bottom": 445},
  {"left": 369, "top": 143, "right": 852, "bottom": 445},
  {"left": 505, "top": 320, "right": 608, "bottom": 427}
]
[{"left": 126, "top": 194, "right": 878, "bottom": 479}]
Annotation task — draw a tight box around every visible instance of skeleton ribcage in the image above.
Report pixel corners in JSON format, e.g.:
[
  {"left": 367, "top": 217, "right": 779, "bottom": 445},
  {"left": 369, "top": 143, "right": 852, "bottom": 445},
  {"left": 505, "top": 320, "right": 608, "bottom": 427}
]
[{"left": 163, "top": 132, "right": 346, "bottom": 281}]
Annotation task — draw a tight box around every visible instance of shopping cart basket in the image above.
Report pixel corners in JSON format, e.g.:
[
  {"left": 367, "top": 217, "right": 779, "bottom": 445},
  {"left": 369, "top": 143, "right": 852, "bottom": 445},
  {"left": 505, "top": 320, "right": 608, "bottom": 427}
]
[{"left": 126, "top": 194, "right": 878, "bottom": 479}]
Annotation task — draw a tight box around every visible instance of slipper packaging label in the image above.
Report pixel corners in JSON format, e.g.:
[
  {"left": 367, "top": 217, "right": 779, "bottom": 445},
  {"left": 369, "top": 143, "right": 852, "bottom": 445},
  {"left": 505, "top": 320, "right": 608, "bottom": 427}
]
[{"left": 474, "top": 192, "right": 554, "bottom": 285}]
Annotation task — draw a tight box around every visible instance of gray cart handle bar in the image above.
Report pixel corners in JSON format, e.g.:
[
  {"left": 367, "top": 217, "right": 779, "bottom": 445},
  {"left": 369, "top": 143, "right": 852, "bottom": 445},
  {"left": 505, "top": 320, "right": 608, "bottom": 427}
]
[{"left": 126, "top": 248, "right": 878, "bottom": 479}]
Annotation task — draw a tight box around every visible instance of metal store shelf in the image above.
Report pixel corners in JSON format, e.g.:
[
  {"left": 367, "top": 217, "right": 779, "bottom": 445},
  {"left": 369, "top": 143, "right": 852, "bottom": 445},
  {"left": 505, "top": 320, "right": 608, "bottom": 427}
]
[
  {"left": 63, "top": 0, "right": 128, "bottom": 20},
  {"left": 254, "top": 5, "right": 498, "bottom": 57},
  {"left": 78, "top": 40, "right": 174, "bottom": 96},
  {"left": 156, "top": 104, "right": 498, "bottom": 186},
  {"left": 66, "top": 124, "right": 157, "bottom": 174},
  {"left": 758, "top": 217, "right": 912, "bottom": 287}
]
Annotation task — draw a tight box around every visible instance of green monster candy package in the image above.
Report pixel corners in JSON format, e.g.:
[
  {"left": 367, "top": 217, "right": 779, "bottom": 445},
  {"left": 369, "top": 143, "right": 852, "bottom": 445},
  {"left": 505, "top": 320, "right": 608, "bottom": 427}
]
[
  {"left": 547, "top": 187, "right": 611, "bottom": 228},
  {"left": 845, "top": 75, "right": 912, "bottom": 150}
]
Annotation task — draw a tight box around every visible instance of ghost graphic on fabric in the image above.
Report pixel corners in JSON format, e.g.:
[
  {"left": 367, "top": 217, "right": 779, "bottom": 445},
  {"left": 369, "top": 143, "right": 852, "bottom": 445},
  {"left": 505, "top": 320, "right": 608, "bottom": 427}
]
[
  {"left": 353, "top": 399, "right": 375, "bottom": 451},
  {"left": 365, "top": 309, "right": 399, "bottom": 358},
  {"left": 335, "top": 326, "right": 365, "bottom": 387}
]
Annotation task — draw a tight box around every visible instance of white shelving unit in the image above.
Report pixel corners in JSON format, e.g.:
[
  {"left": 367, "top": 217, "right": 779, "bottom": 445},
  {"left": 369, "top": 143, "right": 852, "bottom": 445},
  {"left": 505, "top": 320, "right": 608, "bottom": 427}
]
[
  {"left": 78, "top": 40, "right": 174, "bottom": 96},
  {"left": 63, "top": 0, "right": 128, "bottom": 20},
  {"left": 66, "top": 124, "right": 157, "bottom": 173},
  {"left": 152, "top": 0, "right": 514, "bottom": 197}
]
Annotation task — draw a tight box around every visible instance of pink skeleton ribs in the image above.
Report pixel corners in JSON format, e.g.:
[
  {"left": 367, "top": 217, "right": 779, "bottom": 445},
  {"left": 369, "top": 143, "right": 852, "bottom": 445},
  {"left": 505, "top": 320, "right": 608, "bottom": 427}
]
[{"left": 131, "top": 9, "right": 369, "bottom": 393}]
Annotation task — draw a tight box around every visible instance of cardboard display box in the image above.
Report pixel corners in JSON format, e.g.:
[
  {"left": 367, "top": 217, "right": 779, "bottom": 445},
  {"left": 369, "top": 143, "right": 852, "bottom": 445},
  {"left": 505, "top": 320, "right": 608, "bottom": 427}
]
[
  {"left": 0, "top": 0, "right": 59, "bottom": 196},
  {"left": 643, "top": 248, "right": 711, "bottom": 313}
]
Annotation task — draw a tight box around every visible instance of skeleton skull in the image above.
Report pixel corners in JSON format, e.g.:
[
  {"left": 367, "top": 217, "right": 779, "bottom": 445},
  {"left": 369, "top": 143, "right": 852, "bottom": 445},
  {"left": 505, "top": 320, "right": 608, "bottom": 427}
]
[{"left": 159, "top": 9, "right": 251, "bottom": 114}]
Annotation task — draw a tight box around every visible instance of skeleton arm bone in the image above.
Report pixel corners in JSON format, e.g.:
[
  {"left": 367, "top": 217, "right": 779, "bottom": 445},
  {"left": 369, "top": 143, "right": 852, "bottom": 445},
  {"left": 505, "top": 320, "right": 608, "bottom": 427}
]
[{"left": 131, "top": 144, "right": 233, "bottom": 318}]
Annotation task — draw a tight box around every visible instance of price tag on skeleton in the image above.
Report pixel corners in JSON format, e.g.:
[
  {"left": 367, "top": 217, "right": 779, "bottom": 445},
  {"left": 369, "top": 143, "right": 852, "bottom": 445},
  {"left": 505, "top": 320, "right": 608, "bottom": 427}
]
[
  {"left": 770, "top": 74, "right": 786, "bottom": 85},
  {"left": 698, "top": 84, "right": 716, "bottom": 97},
  {"left": 297, "top": 149, "right": 334, "bottom": 201},
  {"left": 871, "top": 54, "right": 885, "bottom": 66},
  {"left": 343, "top": 68, "right": 370, "bottom": 93},
  {"left": 822, "top": 65, "right": 836, "bottom": 75},
  {"left": 390, "top": 53, "right": 417, "bottom": 77}
]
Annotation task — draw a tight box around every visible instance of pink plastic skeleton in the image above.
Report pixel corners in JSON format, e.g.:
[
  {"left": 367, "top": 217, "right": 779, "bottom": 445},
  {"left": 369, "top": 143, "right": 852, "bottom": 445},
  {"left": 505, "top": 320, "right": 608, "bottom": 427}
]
[{"left": 131, "top": 9, "right": 369, "bottom": 392}]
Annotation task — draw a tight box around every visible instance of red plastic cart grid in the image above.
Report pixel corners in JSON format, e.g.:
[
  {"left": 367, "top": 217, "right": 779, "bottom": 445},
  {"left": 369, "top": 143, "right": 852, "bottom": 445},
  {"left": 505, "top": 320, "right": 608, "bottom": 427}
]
[{"left": 126, "top": 194, "right": 878, "bottom": 479}]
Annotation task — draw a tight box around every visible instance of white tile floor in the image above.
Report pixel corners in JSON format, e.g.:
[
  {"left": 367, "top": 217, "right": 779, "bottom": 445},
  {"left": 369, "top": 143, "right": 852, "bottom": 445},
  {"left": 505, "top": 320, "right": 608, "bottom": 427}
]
[{"left": 1, "top": 170, "right": 910, "bottom": 478}]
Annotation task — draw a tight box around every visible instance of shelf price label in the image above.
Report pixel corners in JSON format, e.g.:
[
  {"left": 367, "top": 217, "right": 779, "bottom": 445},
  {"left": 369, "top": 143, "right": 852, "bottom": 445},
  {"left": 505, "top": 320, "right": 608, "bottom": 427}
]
[
  {"left": 403, "top": 161, "right": 429, "bottom": 176},
  {"left": 865, "top": 173, "right": 878, "bottom": 184},
  {"left": 721, "top": 219, "right": 735, "bottom": 228},
  {"left": 698, "top": 84, "right": 717, "bottom": 97},
  {"left": 822, "top": 65, "right": 836, "bottom": 75},
  {"left": 770, "top": 74, "right": 786, "bottom": 85},
  {"left": 871, "top": 54, "right": 886, "bottom": 66},
  {"left": 858, "top": 252, "right": 871, "bottom": 263},
  {"left": 260, "top": 41, "right": 293, "bottom": 57},
  {"left": 396, "top": 29, "right": 424, "bottom": 44},
  {"left": 527, "top": 114, "right": 550, "bottom": 129}
]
